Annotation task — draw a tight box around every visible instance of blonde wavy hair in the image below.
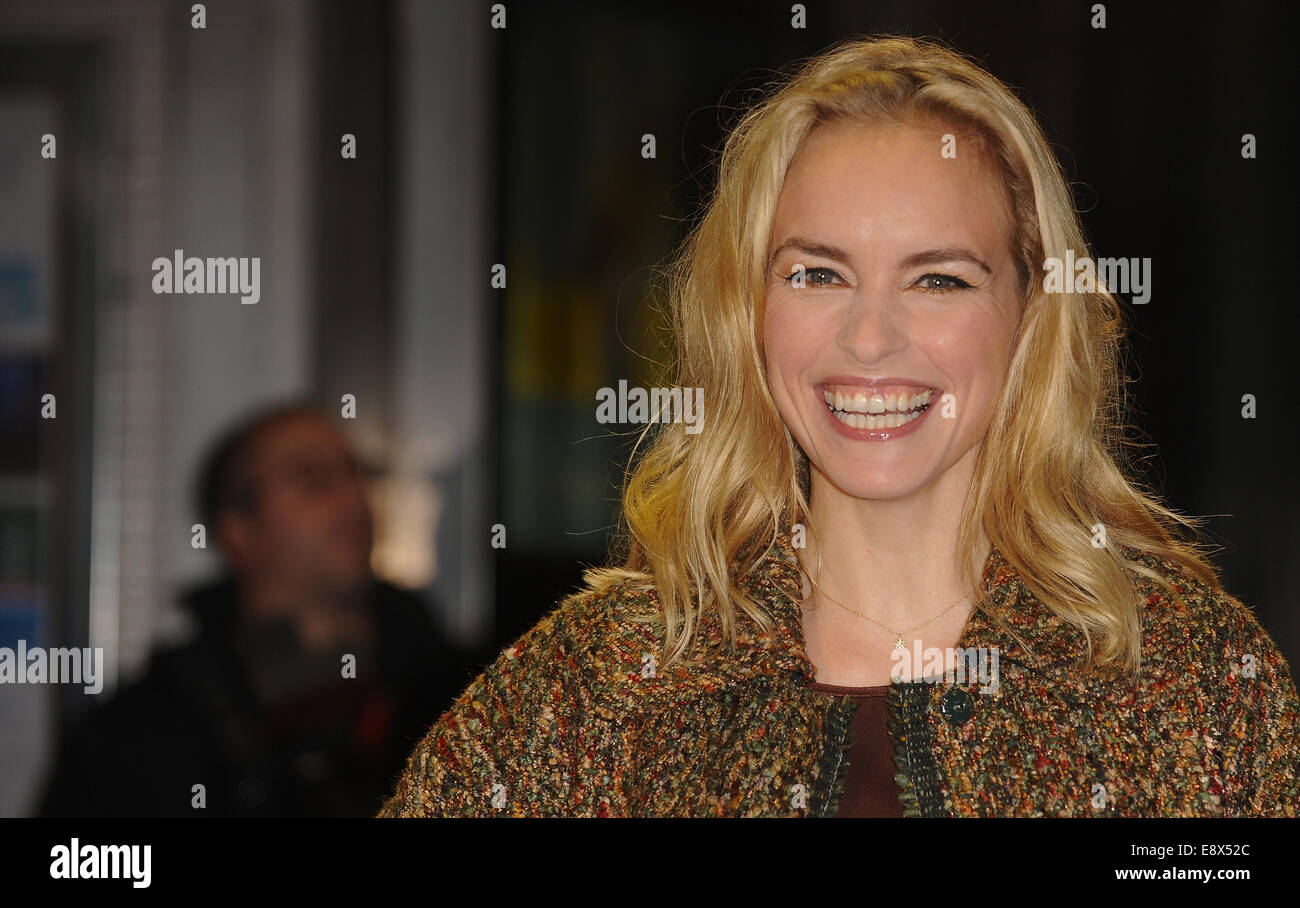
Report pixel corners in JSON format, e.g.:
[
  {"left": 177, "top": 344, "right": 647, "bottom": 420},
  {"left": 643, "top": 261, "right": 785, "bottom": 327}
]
[{"left": 570, "top": 34, "right": 1218, "bottom": 676}]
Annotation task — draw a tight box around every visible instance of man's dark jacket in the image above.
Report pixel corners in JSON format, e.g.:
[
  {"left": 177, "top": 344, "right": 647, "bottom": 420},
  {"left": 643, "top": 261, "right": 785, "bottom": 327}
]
[{"left": 37, "top": 576, "right": 481, "bottom": 817}]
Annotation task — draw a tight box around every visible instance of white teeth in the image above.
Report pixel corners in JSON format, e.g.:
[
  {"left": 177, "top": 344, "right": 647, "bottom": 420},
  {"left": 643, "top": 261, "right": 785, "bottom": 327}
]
[
  {"left": 831, "top": 406, "right": 926, "bottom": 431},
  {"left": 823, "top": 387, "right": 934, "bottom": 415}
]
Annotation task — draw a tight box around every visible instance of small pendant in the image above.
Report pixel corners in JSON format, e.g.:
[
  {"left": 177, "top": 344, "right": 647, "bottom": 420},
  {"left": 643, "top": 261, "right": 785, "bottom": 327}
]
[{"left": 893, "top": 635, "right": 906, "bottom": 651}]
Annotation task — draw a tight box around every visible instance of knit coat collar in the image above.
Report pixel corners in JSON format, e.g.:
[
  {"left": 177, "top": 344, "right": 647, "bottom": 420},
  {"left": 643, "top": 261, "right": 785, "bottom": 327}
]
[{"left": 728, "top": 530, "right": 1095, "bottom": 682}]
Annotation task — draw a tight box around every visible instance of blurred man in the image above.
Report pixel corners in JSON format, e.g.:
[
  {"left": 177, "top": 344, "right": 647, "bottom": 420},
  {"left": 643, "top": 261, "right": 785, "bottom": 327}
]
[{"left": 38, "top": 402, "right": 477, "bottom": 816}]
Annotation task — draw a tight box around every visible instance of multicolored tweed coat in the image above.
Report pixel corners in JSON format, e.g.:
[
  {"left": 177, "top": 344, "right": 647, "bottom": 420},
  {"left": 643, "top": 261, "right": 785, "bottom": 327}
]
[{"left": 377, "top": 532, "right": 1300, "bottom": 817}]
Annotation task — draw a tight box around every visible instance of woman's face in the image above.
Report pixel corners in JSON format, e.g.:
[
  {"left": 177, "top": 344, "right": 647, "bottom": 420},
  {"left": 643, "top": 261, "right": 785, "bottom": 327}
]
[{"left": 763, "top": 117, "right": 1022, "bottom": 502}]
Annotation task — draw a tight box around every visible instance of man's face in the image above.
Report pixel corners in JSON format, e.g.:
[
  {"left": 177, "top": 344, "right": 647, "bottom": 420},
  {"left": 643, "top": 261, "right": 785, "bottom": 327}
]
[{"left": 223, "top": 415, "right": 375, "bottom": 599}]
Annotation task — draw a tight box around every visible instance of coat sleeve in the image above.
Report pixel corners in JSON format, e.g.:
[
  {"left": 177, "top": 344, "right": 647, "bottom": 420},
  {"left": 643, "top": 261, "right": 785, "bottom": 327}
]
[
  {"left": 1215, "top": 592, "right": 1300, "bottom": 816},
  {"left": 376, "top": 593, "right": 623, "bottom": 817}
]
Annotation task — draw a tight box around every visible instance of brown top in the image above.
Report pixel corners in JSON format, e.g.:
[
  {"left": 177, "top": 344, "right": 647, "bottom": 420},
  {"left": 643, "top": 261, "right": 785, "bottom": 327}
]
[{"left": 809, "top": 682, "right": 903, "bottom": 817}]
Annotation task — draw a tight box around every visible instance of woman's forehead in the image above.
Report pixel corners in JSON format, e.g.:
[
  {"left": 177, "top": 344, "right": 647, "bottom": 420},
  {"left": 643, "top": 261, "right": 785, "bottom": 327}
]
[{"left": 771, "top": 122, "right": 1013, "bottom": 262}]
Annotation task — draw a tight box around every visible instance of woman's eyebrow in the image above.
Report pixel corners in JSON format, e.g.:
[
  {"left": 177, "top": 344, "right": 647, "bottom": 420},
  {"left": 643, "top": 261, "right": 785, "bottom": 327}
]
[
  {"left": 766, "top": 237, "right": 852, "bottom": 271},
  {"left": 767, "top": 240, "right": 993, "bottom": 276},
  {"left": 901, "top": 248, "right": 992, "bottom": 274}
]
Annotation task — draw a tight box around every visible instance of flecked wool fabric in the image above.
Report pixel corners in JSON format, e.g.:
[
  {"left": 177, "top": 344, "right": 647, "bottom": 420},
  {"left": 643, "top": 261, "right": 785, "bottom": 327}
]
[{"left": 377, "top": 532, "right": 1300, "bottom": 816}]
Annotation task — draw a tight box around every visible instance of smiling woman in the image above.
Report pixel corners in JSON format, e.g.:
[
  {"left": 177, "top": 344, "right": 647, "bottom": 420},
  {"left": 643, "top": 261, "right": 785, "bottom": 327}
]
[
  {"left": 762, "top": 115, "right": 1028, "bottom": 689},
  {"left": 378, "top": 35, "right": 1300, "bottom": 818}
]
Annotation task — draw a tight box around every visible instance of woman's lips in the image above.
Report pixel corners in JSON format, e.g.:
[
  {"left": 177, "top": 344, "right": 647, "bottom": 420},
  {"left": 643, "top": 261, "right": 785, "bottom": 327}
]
[{"left": 818, "top": 385, "right": 940, "bottom": 441}]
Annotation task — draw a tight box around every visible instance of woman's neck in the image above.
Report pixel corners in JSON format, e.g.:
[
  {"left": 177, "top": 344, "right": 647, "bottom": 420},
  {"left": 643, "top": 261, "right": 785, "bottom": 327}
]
[
  {"left": 801, "top": 456, "right": 987, "bottom": 630},
  {"left": 796, "top": 455, "right": 990, "bottom": 686}
]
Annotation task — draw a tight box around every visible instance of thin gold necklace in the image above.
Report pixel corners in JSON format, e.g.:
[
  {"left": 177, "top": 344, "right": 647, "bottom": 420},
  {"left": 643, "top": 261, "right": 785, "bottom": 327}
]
[{"left": 806, "top": 546, "right": 972, "bottom": 653}]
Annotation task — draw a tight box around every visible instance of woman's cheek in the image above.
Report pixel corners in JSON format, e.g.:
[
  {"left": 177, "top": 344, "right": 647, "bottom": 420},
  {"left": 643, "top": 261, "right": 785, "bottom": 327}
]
[{"left": 763, "top": 304, "right": 803, "bottom": 372}]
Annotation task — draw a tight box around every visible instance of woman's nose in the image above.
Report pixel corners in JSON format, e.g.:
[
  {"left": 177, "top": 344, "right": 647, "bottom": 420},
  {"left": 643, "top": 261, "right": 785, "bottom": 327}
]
[{"left": 839, "top": 289, "right": 907, "bottom": 363}]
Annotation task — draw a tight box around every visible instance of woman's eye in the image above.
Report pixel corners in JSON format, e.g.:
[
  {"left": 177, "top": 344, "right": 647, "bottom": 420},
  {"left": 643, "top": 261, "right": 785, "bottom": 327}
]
[
  {"left": 784, "top": 266, "right": 841, "bottom": 286},
  {"left": 916, "top": 273, "right": 973, "bottom": 292}
]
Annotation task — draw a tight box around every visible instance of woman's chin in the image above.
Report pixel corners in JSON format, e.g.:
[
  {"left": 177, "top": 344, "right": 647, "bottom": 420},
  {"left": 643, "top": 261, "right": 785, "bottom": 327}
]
[{"left": 819, "top": 470, "right": 933, "bottom": 502}]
